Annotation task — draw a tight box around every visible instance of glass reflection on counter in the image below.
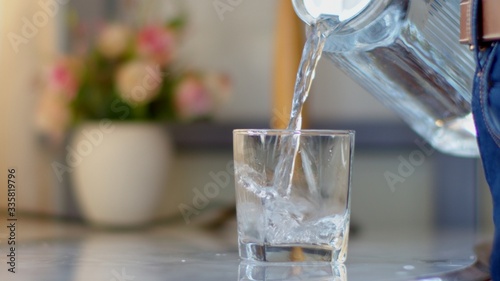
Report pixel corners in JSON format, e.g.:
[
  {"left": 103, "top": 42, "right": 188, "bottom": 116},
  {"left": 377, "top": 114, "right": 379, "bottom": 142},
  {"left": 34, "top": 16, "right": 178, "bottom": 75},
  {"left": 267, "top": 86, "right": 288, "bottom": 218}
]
[{"left": 238, "top": 261, "right": 346, "bottom": 281}]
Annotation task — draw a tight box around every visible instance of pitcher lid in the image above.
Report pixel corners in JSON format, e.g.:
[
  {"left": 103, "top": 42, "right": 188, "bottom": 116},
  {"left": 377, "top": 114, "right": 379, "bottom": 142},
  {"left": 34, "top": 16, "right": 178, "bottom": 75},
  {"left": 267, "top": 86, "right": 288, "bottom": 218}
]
[{"left": 293, "top": 0, "right": 371, "bottom": 23}]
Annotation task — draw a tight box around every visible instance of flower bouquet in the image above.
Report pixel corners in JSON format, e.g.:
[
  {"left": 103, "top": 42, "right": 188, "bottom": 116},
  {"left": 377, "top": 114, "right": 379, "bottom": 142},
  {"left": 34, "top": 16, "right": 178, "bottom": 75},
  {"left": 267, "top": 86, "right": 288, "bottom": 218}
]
[
  {"left": 35, "top": 13, "right": 231, "bottom": 226},
  {"left": 36, "top": 15, "right": 231, "bottom": 144}
]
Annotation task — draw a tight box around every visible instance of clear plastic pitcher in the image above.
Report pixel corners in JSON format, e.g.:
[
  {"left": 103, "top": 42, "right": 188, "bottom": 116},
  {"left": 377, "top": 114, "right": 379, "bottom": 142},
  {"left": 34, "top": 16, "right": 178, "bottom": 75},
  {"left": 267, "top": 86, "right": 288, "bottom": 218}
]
[{"left": 293, "top": 0, "right": 478, "bottom": 157}]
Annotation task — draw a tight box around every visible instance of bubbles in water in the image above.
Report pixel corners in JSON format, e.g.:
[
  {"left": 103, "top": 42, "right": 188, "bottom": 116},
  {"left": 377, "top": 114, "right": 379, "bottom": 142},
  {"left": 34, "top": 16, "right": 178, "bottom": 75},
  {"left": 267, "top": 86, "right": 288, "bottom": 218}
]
[
  {"left": 235, "top": 163, "right": 277, "bottom": 200},
  {"left": 237, "top": 163, "right": 348, "bottom": 246}
]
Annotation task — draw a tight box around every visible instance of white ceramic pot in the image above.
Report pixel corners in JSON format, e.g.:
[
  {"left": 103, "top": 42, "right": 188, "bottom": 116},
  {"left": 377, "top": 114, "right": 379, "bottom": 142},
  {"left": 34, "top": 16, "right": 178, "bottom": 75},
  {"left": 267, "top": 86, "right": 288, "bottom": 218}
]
[{"left": 69, "top": 121, "right": 172, "bottom": 227}]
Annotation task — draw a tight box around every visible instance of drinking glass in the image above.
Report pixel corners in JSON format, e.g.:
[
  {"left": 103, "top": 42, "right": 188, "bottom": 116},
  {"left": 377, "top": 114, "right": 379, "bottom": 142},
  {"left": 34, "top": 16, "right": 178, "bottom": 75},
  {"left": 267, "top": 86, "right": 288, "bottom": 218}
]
[{"left": 233, "top": 129, "right": 355, "bottom": 263}]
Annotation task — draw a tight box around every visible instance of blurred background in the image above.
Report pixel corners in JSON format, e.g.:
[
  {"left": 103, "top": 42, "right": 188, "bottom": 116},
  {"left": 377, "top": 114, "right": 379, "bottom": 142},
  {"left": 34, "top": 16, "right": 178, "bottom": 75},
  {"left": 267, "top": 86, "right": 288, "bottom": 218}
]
[{"left": 0, "top": 0, "right": 494, "bottom": 237}]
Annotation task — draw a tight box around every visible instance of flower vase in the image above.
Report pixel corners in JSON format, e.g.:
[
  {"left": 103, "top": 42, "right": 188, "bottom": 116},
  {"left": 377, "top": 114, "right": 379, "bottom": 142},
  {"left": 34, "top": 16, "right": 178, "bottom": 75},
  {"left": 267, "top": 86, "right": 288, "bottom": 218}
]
[{"left": 69, "top": 121, "right": 172, "bottom": 227}]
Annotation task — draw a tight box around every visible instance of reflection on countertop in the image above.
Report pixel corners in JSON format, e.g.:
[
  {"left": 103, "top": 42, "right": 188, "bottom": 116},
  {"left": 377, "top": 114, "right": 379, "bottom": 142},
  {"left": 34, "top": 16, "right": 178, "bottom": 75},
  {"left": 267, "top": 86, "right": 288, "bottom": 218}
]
[{"left": 0, "top": 214, "right": 491, "bottom": 281}]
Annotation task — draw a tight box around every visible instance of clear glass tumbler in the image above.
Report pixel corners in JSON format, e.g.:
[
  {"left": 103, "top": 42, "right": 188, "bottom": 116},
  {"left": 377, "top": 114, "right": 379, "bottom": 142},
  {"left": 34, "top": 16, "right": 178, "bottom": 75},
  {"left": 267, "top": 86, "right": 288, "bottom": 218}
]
[{"left": 233, "top": 129, "right": 355, "bottom": 263}]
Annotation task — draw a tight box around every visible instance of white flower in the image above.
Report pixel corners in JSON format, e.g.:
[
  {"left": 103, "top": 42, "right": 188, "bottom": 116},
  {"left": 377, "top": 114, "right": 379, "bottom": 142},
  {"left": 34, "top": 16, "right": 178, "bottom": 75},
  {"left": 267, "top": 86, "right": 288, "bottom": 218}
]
[
  {"left": 35, "top": 90, "right": 71, "bottom": 145},
  {"left": 203, "top": 72, "right": 232, "bottom": 107},
  {"left": 97, "top": 24, "right": 131, "bottom": 59},
  {"left": 116, "top": 60, "right": 163, "bottom": 105}
]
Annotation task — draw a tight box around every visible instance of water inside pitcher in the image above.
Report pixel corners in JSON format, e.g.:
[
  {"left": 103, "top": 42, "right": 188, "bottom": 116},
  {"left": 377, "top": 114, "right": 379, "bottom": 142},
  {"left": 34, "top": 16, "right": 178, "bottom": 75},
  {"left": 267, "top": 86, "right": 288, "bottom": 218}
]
[{"left": 292, "top": 0, "right": 478, "bottom": 157}]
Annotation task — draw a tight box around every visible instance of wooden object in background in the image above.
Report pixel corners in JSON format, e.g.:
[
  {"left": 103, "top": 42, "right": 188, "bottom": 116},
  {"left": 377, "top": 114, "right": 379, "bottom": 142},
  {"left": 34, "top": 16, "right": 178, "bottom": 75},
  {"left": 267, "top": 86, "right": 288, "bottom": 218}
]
[{"left": 272, "top": 0, "right": 307, "bottom": 129}]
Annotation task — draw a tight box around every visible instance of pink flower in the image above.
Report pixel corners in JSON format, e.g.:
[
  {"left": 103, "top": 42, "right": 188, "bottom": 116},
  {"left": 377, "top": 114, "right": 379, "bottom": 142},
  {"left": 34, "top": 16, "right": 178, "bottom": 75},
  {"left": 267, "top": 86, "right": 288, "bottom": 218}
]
[
  {"left": 174, "top": 76, "right": 213, "bottom": 120},
  {"left": 46, "top": 57, "right": 81, "bottom": 100},
  {"left": 137, "top": 25, "right": 176, "bottom": 66}
]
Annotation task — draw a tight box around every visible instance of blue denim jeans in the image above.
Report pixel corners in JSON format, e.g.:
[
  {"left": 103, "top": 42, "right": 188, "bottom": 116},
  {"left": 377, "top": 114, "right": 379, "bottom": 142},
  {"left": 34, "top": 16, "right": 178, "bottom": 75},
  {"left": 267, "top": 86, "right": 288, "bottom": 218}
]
[{"left": 471, "top": 1, "right": 500, "bottom": 278}]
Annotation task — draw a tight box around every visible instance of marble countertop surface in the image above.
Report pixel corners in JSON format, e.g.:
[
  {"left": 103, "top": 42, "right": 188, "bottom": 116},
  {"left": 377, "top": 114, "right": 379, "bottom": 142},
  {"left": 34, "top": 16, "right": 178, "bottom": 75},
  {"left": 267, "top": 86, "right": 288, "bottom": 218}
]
[{"left": 0, "top": 214, "right": 491, "bottom": 281}]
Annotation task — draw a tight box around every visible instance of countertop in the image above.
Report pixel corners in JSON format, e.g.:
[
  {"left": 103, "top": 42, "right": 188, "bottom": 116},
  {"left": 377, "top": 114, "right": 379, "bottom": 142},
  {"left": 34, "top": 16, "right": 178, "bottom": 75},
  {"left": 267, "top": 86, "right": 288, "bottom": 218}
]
[{"left": 0, "top": 214, "right": 491, "bottom": 281}]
